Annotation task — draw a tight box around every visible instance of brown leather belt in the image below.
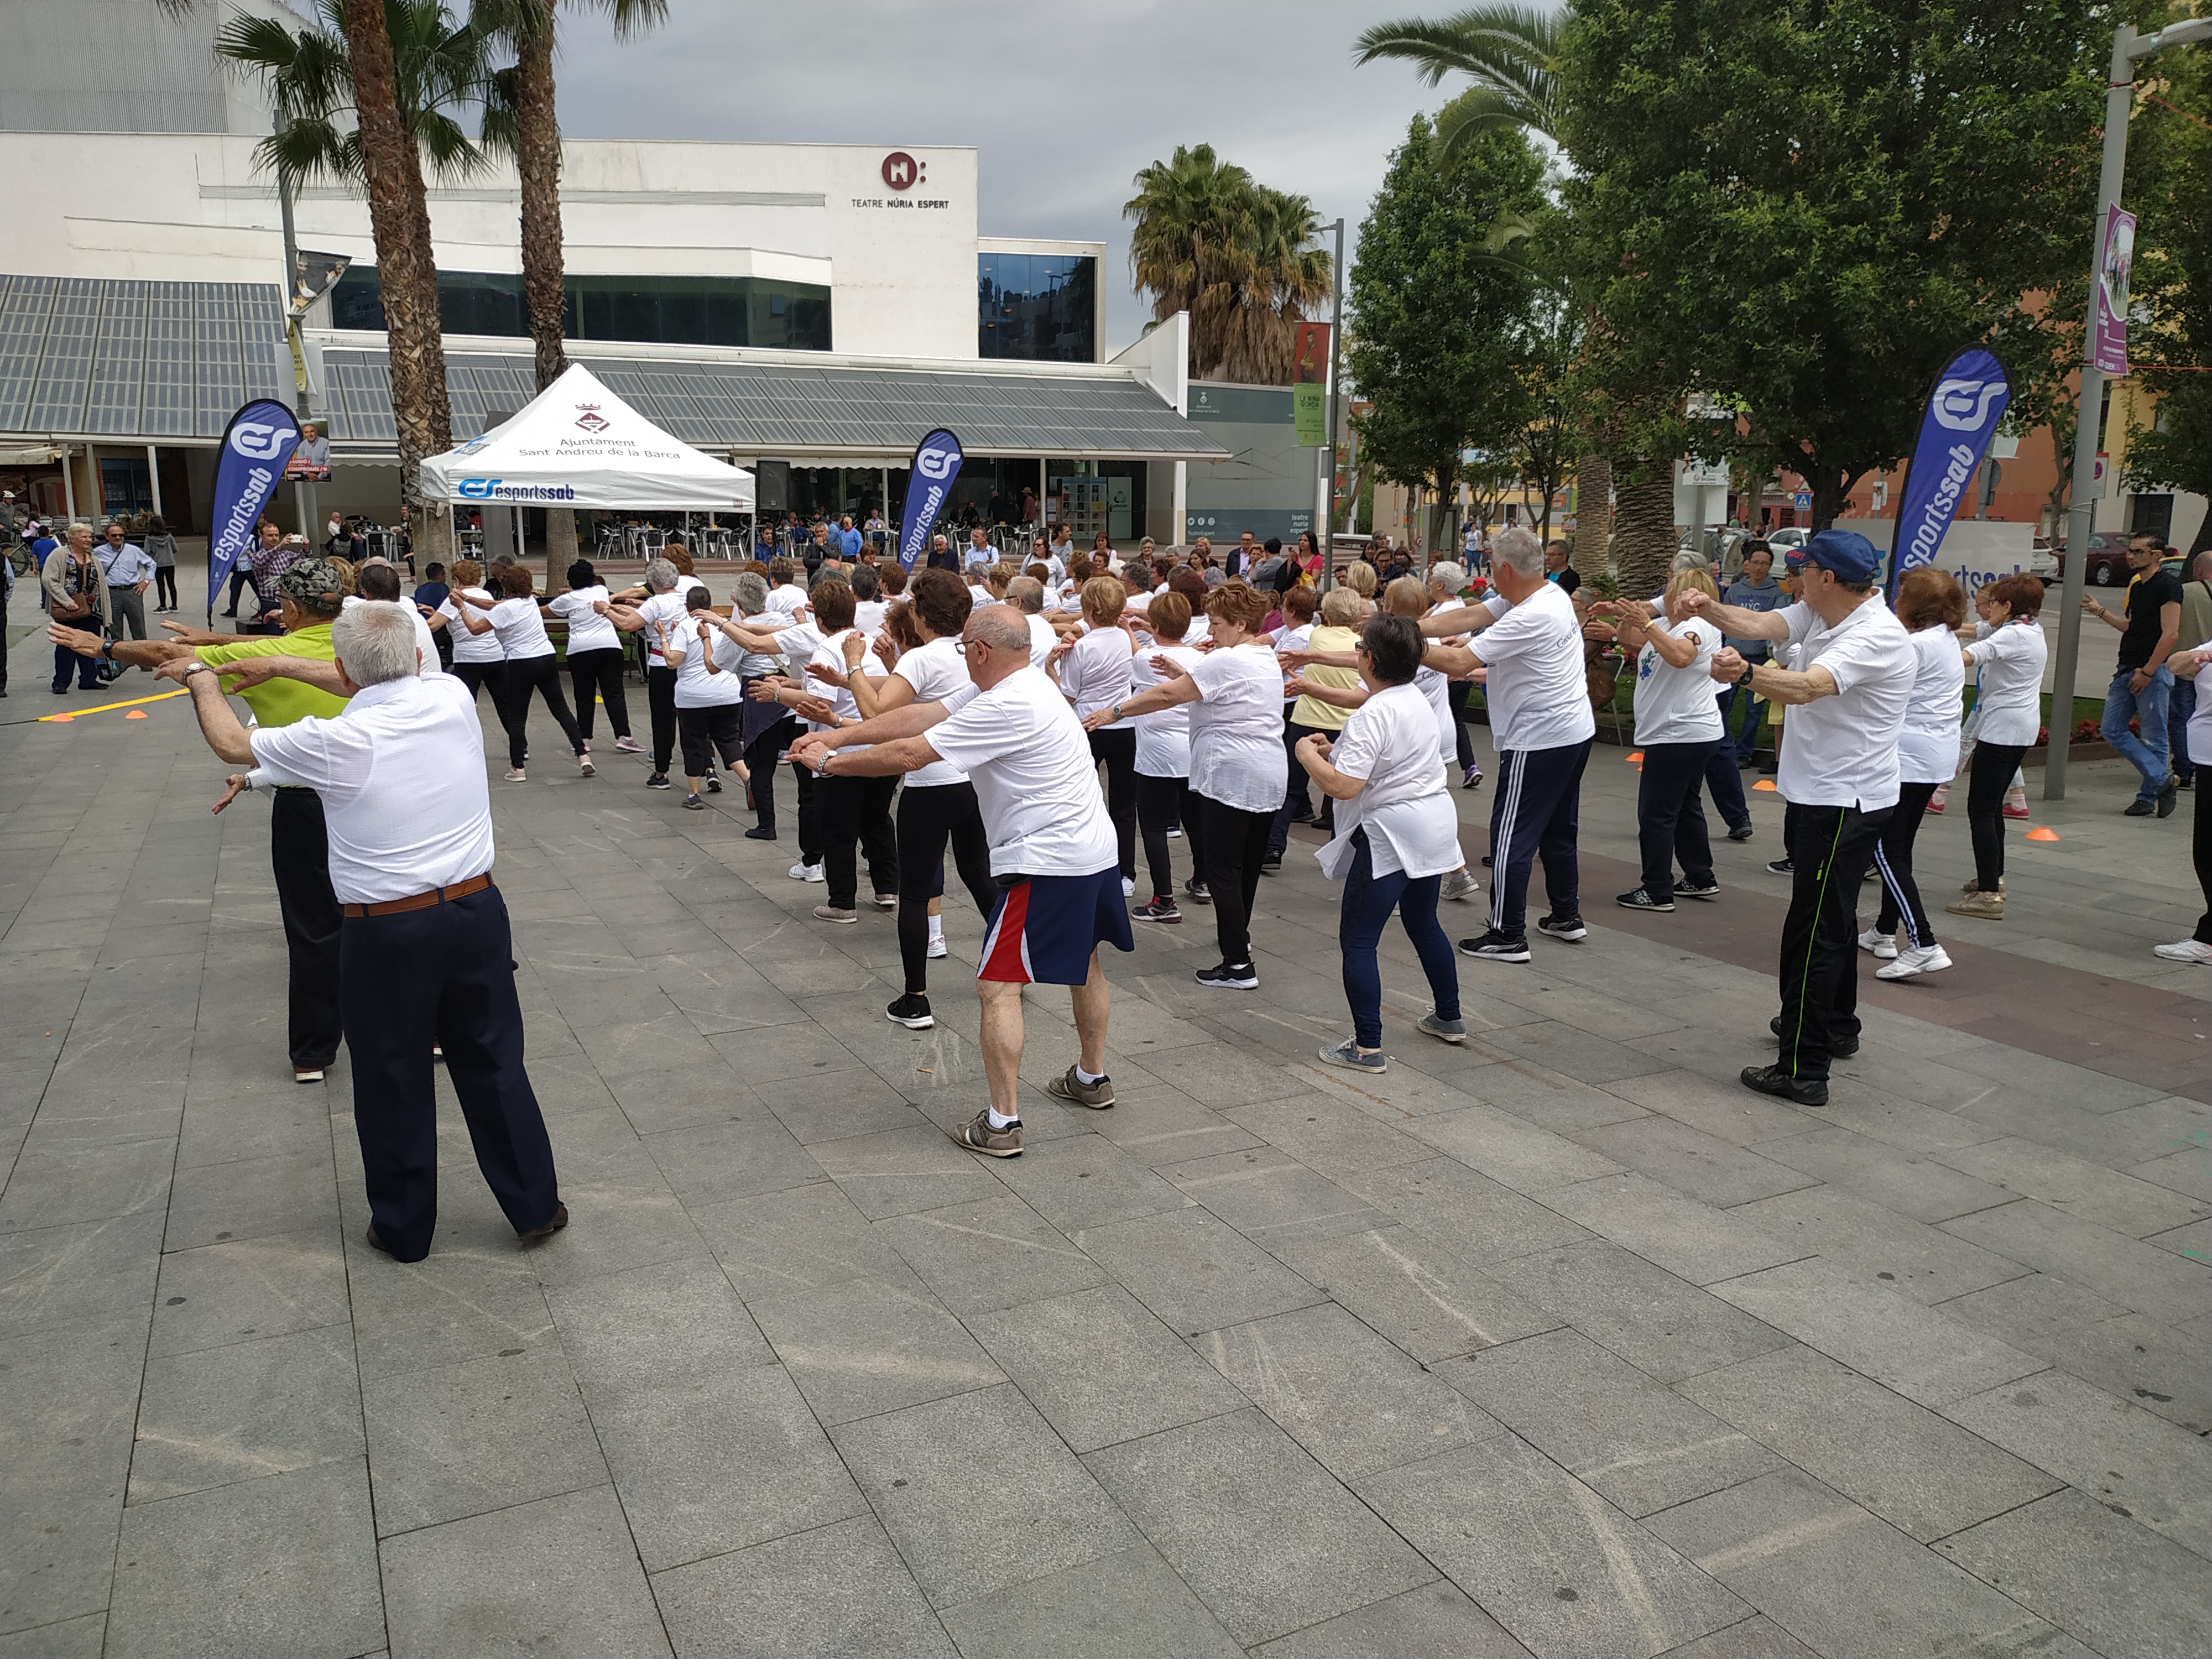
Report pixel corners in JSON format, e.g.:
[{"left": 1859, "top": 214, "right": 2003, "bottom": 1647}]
[{"left": 342, "top": 872, "right": 493, "bottom": 919}]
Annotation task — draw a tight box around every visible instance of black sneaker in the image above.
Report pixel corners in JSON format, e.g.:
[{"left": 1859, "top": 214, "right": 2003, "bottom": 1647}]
[
  {"left": 1459, "top": 930, "right": 1531, "bottom": 962},
  {"left": 2124, "top": 799, "right": 2154, "bottom": 817},
  {"left": 647, "top": 773, "right": 673, "bottom": 790},
  {"left": 1675, "top": 879, "right": 1720, "bottom": 900},
  {"left": 1768, "top": 1015, "right": 1859, "bottom": 1058},
  {"left": 1766, "top": 857, "right": 1794, "bottom": 874},
  {"left": 2157, "top": 779, "right": 2179, "bottom": 819},
  {"left": 1536, "top": 912, "right": 1588, "bottom": 941},
  {"left": 744, "top": 824, "right": 777, "bottom": 840},
  {"left": 1727, "top": 824, "right": 1756, "bottom": 842},
  {"left": 885, "top": 993, "right": 935, "bottom": 1029},
  {"left": 1741, "top": 1064, "right": 1828, "bottom": 1107},
  {"left": 682, "top": 793, "right": 706, "bottom": 811},
  {"left": 705, "top": 776, "right": 723, "bottom": 794},
  {"left": 1132, "top": 896, "right": 1182, "bottom": 924},
  {"left": 1617, "top": 888, "right": 1674, "bottom": 912},
  {"left": 1260, "top": 852, "right": 1282, "bottom": 876},
  {"left": 1183, "top": 879, "right": 1212, "bottom": 905},
  {"left": 1196, "top": 960, "right": 1259, "bottom": 989}
]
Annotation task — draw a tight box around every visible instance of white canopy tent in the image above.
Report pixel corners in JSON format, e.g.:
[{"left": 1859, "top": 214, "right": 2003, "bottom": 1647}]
[{"left": 416, "top": 364, "right": 754, "bottom": 541}]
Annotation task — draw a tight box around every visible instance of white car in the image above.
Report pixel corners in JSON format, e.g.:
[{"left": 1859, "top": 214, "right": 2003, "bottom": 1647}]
[{"left": 1766, "top": 527, "right": 1809, "bottom": 552}]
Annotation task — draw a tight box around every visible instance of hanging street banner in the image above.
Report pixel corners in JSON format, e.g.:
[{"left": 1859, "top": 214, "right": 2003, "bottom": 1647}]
[
  {"left": 2093, "top": 206, "right": 2137, "bottom": 376},
  {"left": 898, "top": 427, "right": 964, "bottom": 570},
  {"left": 1887, "top": 347, "right": 2012, "bottom": 594},
  {"left": 1292, "top": 322, "right": 1331, "bottom": 446},
  {"left": 206, "top": 399, "right": 301, "bottom": 615}
]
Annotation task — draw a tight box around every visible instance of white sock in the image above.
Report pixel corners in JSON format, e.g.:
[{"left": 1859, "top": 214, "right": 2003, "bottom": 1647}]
[
  {"left": 1074, "top": 1064, "right": 1104, "bottom": 1087},
  {"left": 928, "top": 915, "right": 945, "bottom": 940},
  {"left": 987, "top": 1107, "right": 1018, "bottom": 1130}
]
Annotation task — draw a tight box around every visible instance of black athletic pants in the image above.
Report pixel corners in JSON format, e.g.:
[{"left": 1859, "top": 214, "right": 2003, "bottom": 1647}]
[
  {"left": 1967, "top": 742, "right": 2031, "bottom": 894},
  {"left": 1873, "top": 780, "right": 1942, "bottom": 949},
  {"left": 1088, "top": 727, "right": 1138, "bottom": 882},
  {"left": 452, "top": 659, "right": 506, "bottom": 718},
  {"left": 1270, "top": 718, "right": 1333, "bottom": 854},
  {"left": 1775, "top": 801, "right": 1890, "bottom": 1084},
  {"left": 154, "top": 567, "right": 178, "bottom": 608},
  {"left": 1196, "top": 792, "right": 1271, "bottom": 968},
  {"left": 1447, "top": 680, "right": 1476, "bottom": 773},
  {"left": 2192, "top": 773, "right": 2212, "bottom": 946},
  {"left": 499, "top": 654, "right": 584, "bottom": 769},
  {"left": 270, "top": 786, "right": 343, "bottom": 1072},
  {"left": 820, "top": 772, "right": 899, "bottom": 910},
  {"left": 745, "top": 713, "right": 797, "bottom": 832},
  {"left": 341, "top": 885, "right": 559, "bottom": 1262},
  {"left": 792, "top": 762, "right": 823, "bottom": 864},
  {"left": 566, "top": 646, "right": 630, "bottom": 743},
  {"left": 1636, "top": 739, "right": 1719, "bottom": 901},
  {"left": 647, "top": 664, "right": 679, "bottom": 776},
  {"left": 896, "top": 782, "right": 996, "bottom": 993},
  {"left": 677, "top": 704, "right": 744, "bottom": 778},
  {"left": 1136, "top": 772, "right": 1206, "bottom": 901},
  {"left": 1487, "top": 740, "right": 1591, "bottom": 939}
]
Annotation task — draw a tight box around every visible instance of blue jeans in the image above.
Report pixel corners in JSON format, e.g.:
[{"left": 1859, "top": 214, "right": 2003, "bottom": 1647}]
[
  {"left": 1339, "top": 828, "right": 1459, "bottom": 1050},
  {"left": 1718, "top": 677, "right": 1767, "bottom": 761},
  {"left": 2102, "top": 666, "right": 2173, "bottom": 801},
  {"left": 2171, "top": 675, "right": 2197, "bottom": 786}
]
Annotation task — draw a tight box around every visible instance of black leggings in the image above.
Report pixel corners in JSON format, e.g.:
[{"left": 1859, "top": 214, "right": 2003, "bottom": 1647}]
[
  {"left": 154, "top": 567, "right": 178, "bottom": 608},
  {"left": 1873, "top": 780, "right": 1940, "bottom": 948},
  {"left": 1968, "top": 743, "right": 2031, "bottom": 892},
  {"left": 647, "top": 664, "right": 679, "bottom": 776},
  {"left": 1088, "top": 726, "right": 1138, "bottom": 881},
  {"left": 1196, "top": 792, "right": 1271, "bottom": 967},
  {"left": 895, "top": 782, "right": 997, "bottom": 994},
  {"left": 744, "top": 712, "right": 797, "bottom": 831},
  {"left": 500, "top": 654, "right": 584, "bottom": 769},
  {"left": 566, "top": 646, "right": 630, "bottom": 743},
  {"left": 1447, "top": 679, "right": 1476, "bottom": 773},
  {"left": 1136, "top": 772, "right": 1206, "bottom": 901},
  {"left": 2192, "top": 771, "right": 2212, "bottom": 947},
  {"left": 818, "top": 771, "right": 898, "bottom": 909},
  {"left": 677, "top": 703, "right": 744, "bottom": 778},
  {"left": 453, "top": 659, "right": 505, "bottom": 709}
]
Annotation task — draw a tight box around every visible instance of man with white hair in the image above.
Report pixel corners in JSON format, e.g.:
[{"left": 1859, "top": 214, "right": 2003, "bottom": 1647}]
[
  {"left": 1004, "top": 573, "right": 1057, "bottom": 667},
  {"left": 158, "top": 601, "right": 566, "bottom": 1261},
  {"left": 1416, "top": 526, "right": 1594, "bottom": 961},
  {"left": 791, "top": 603, "right": 1133, "bottom": 1158}
]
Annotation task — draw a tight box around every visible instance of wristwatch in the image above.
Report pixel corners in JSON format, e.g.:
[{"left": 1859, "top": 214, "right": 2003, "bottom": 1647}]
[
  {"left": 1738, "top": 662, "right": 1756, "bottom": 686},
  {"left": 182, "top": 660, "right": 213, "bottom": 679},
  {"left": 1110, "top": 702, "right": 1124, "bottom": 722}
]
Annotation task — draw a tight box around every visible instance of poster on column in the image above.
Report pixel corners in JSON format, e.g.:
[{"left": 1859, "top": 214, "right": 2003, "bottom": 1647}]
[
  {"left": 2093, "top": 206, "right": 2136, "bottom": 377},
  {"left": 1886, "top": 347, "right": 2011, "bottom": 596},
  {"left": 206, "top": 399, "right": 302, "bottom": 614}
]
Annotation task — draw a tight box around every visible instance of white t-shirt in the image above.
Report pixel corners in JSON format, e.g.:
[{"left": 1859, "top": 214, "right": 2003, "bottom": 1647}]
[
  {"left": 1317, "top": 682, "right": 1463, "bottom": 882},
  {"left": 765, "top": 582, "right": 808, "bottom": 622},
  {"left": 440, "top": 586, "right": 503, "bottom": 665},
  {"left": 671, "top": 615, "right": 744, "bottom": 709},
  {"left": 854, "top": 598, "right": 888, "bottom": 636},
  {"left": 810, "top": 628, "right": 891, "bottom": 734},
  {"left": 891, "top": 635, "right": 972, "bottom": 789},
  {"left": 1777, "top": 596, "right": 1915, "bottom": 810},
  {"left": 1061, "top": 625, "right": 1136, "bottom": 727},
  {"left": 1185, "top": 642, "right": 1288, "bottom": 812},
  {"left": 1412, "top": 665, "right": 1455, "bottom": 759},
  {"left": 2190, "top": 637, "right": 2212, "bottom": 766},
  {"left": 1133, "top": 641, "right": 1206, "bottom": 778},
  {"left": 1474, "top": 581, "right": 1597, "bottom": 752},
  {"left": 484, "top": 596, "right": 555, "bottom": 660},
  {"left": 342, "top": 593, "right": 439, "bottom": 676},
  {"left": 547, "top": 586, "right": 619, "bottom": 655},
  {"left": 1025, "top": 612, "right": 1056, "bottom": 669},
  {"left": 1632, "top": 617, "right": 1726, "bottom": 747},
  {"left": 1896, "top": 623, "right": 1968, "bottom": 784},
  {"left": 1962, "top": 618, "right": 2048, "bottom": 750},
  {"left": 926, "top": 667, "right": 1118, "bottom": 877},
  {"left": 637, "top": 585, "right": 707, "bottom": 666}
]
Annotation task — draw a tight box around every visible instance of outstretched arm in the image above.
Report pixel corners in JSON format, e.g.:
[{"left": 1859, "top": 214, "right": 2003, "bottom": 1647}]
[{"left": 1679, "top": 591, "right": 1789, "bottom": 641}]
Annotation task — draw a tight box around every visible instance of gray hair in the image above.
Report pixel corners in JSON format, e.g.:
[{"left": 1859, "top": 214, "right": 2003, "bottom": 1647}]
[
  {"left": 850, "top": 565, "right": 880, "bottom": 601},
  {"left": 331, "top": 600, "right": 420, "bottom": 686},
  {"left": 1005, "top": 575, "right": 1045, "bottom": 614},
  {"left": 644, "top": 557, "right": 679, "bottom": 593},
  {"left": 1491, "top": 527, "right": 1544, "bottom": 578},
  {"left": 1670, "top": 550, "right": 1708, "bottom": 572},
  {"left": 966, "top": 603, "right": 1031, "bottom": 654},
  {"left": 2195, "top": 550, "right": 2212, "bottom": 579},
  {"left": 731, "top": 571, "right": 769, "bottom": 616},
  {"left": 1427, "top": 561, "right": 1466, "bottom": 591}
]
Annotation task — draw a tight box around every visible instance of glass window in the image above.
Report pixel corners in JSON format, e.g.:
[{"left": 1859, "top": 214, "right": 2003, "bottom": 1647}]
[
  {"left": 978, "top": 253, "right": 1097, "bottom": 362},
  {"left": 328, "top": 269, "right": 831, "bottom": 351}
]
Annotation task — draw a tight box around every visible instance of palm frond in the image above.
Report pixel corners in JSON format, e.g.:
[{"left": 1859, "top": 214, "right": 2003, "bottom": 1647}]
[{"left": 1434, "top": 85, "right": 1548, "bottom": 166}]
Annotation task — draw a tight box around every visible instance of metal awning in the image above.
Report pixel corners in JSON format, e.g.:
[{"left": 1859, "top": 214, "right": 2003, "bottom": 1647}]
[{"left": 318, "top": 341, "right": 1229, "bottom": 463}]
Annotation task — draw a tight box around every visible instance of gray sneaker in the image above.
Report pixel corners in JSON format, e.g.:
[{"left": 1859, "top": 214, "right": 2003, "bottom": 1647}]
[
  {"left": 1319, "top": 1037, "right": 1387, "bottom": 1072},
  {"left": 1046, "top": 1065, "right": 1116, "bottom": 1109},
  {"left": 1439, "top": 869, "right": 1480, "bottom": 902},
  {"left": 951, "top": 1108, "right": 1022, "bottom": 1157},
  {"left": 1417, "top": 1013, "right": 1467, "bottom": 1044}
]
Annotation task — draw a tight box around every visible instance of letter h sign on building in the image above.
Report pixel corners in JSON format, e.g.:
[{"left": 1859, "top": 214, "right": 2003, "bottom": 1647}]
[{"left": 1887, "top": 346, "right": 2011, "bottom": 598}]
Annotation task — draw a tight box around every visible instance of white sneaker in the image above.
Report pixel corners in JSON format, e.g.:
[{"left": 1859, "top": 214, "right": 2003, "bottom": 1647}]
[
  {"left": 1857, "top": 927, "right": 1897, "bottom": 959},
  {"left": 504, "top": 768, "right": 527, "bottom": 782},
  {"left": 2152, "top": 938, "right": 2212, "bottom": 964},
  {"left": 927, "top": 935, "right": 948, "bottom": 959},
  {"left": 1121, "top": 876, "right": 1136, "bottom": 898},
  {"left": 1877, "top": 943, "right": 1952, "bottom": 980},
  {"left": 789, "top": 860, "right": 825, "bottom": 883},
  {"left": 1440, "top": 869, "right": 1480, "bottom": 902}
]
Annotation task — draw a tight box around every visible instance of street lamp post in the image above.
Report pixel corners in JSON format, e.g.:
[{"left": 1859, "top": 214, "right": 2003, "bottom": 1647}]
[
  {"left": 2047, "top": 16, "right": 2212, "bottom": 800},
  {"left": 1321, "top": 216, "right": 1346, "bottom": 592}
]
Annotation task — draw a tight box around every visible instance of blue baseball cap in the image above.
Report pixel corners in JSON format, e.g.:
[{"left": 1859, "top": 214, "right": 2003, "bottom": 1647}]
[{"left": 1801, "top": 529, "right": 1880, "bottom": 583}]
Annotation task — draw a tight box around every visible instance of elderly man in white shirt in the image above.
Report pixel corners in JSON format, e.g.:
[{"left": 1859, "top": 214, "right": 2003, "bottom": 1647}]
[
  {"left": 165, "top": 601, "right": 566, "bottom": 1262},
  {"left": 1692, "top": 529, "right": 1915, "bottom": 1107}
]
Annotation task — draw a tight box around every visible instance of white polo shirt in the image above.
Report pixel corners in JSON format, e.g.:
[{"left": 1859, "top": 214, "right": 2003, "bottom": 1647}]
[
  {"left": 1777, "top": 596, "right": 1915, "bottom": 810},
  {"left": 926, "top": 666, "right": 1118, "bottom": 876},
  {"left": 247, "top": 673, "right": 494, "bottom": 904},
  {"left": 1473, "top": 580, "right": 1597, "bottom": 752},
  {"left": 1025, "top": 611, "right": 1056, "bottom": 669}
]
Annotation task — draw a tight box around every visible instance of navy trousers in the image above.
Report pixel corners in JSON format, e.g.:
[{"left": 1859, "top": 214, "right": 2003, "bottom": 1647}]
[
  {"left": 340, "top": 884, "right": 560, "bottom": 1261},
  {"left": 1487, "top": 740, "right": 1591, "bottom": 938},
  {"left": 271, "top": 787, "right": 344, "bottom": 1071}
]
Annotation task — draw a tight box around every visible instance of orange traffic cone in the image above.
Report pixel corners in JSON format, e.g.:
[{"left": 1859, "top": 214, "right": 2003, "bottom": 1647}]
[
  {"left": 1752, "top": 779, "right": 1778, "bottom": 792},
  {"left": 1626, "top": 750, "right": 1644, "bottom": 763},
  {"left": 2025, "top": 826, "right": 2060, "bottom": 842},
  {"left": 125, "top": 709, "right": 149, "bottom": 719}
]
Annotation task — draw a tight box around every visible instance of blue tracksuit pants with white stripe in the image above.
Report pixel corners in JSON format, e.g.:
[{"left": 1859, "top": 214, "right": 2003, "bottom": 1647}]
[{"left": 1488, "top": 740, "right": 1591, "bottom": 939}]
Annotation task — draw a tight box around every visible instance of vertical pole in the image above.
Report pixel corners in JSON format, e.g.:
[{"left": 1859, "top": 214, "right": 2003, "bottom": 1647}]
[
  {"left": 1322, "top": 216, "right": 1347, "bottom": 591},
  {"left": 2048, "top": 24, "right": 2139, "bottom": 801},
  {"left": 62, "top": 445, "right": 77, "bottom": 521},
  {"left": 145, "top": 444, "right": 163, "bottom": 519}
]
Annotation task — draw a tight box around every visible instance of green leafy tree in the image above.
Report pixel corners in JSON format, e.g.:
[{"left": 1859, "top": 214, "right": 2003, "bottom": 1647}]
[
  {"left": 1558, "top": 0, "right": 2107, "bottom": 546},
  {"left": 1349, "top": 116, "right": 1546, "bottom": 557}
]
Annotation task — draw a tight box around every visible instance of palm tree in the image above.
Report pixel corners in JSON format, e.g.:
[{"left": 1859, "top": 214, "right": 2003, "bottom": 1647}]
[
  {"left": 1354, "top": 4, "right": 1561, "bottom": 163},
  {"left": 212, "top": 0, "right": 486, "bottom": 565}
]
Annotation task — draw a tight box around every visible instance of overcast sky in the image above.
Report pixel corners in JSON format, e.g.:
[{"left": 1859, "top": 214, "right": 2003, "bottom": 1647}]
[{"left": 550, "top": 0, "right": 1497, "bottom": 354}]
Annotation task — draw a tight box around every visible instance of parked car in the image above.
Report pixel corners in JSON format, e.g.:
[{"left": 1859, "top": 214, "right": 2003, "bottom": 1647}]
[
  {"left": 2027, "top": 538, "right": 2059, "bottom": 581},
  {"left": 1767, "top": 526, "right": 1810, "bottom": 554},
  {"left": 2051, "top": 531, "right": 2133, "bottom": 587}
]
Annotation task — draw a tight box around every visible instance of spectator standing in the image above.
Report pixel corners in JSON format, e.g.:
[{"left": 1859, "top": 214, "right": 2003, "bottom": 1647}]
[
  {"left": 1543, "top": 538, "right": 1580, "bottom": 597},
  {"left": 835, "top": 515, "right": 864, "bottom": 560},
  {"left": 963, "top": 527, "right": 996, "bottom": 575},
  {"left": 2171, "top": 550, "right": 2211, "bottom": 791},
  {"left": 1720, "top": 542, "right": 1784, "bottom": 765},
  {"left": 2081, "top": 531, "right": 2182, "bottom": 818},
  {"left": 143, "top": 514, "right": 180, "bottom": 612},
  {"left": 41, "top": 523, "right": 110, "bottom": 692},
  {"left": 98, "top": 519, "right": 155, "bottom": 650}
]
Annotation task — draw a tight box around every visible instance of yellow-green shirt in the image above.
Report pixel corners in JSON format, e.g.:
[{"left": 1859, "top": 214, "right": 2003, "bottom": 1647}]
[
  {"left": 197, "top": 624, "right": 346, "bottom": 728},
  {"left": 1291, "top": 624, "right": 1362, "bottom": 732}
]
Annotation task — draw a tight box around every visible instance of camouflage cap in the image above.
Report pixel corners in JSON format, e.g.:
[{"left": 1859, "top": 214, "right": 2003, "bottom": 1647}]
[{"left": 276, "top": 555, "right": 346, "bottom": 602}]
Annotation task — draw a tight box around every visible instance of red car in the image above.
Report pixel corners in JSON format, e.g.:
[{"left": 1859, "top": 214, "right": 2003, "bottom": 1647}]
[{"left": 2050, "top": 531, "right": 2135, "bottom": 587}]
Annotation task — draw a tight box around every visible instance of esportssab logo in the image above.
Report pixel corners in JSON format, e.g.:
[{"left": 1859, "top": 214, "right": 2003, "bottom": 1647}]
[
  {"left": 916, "top": 447, "right": 958, "bottom": 481},
  {"left": 1931, "top": 378, "right": 2006, "bottom": 432},
  {"left": 458, "top": 477, "right": 500, "bottom": 499},
  {"left": 231, "top": 419, "right": 299, "bottom": 461}
]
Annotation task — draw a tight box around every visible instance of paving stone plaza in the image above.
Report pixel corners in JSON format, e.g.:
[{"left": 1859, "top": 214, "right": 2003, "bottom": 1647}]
[{"left": 3, "top": 650, "right": 2208, "bottom": 1659}]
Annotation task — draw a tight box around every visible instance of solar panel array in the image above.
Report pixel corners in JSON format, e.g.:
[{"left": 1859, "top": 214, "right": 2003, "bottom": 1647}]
[
  {"left": 0, "top": 275, "right": 288, "bottom": 439},
  {"left": 320, "top": 346, "right": 1228, "bottom": 460}
]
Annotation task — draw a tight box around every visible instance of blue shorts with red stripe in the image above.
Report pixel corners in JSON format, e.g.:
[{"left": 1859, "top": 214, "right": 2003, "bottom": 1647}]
[{"left": 978, "top": 867, "right": 1135, "bottom": 985}]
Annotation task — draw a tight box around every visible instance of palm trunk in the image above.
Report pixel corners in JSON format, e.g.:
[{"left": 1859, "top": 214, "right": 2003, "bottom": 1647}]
[
  {"left": 514, "top": 24, "right": 575, "bottom": 587},
  {"left": 340, "top": 0, "right": 452, "bottom": 566},
  {"left": 1612, "top": 465, "right": 1675, "bottom": 598},
  {"left": 1571, "top": 452, "right": 1611, "bottom": 575}
]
